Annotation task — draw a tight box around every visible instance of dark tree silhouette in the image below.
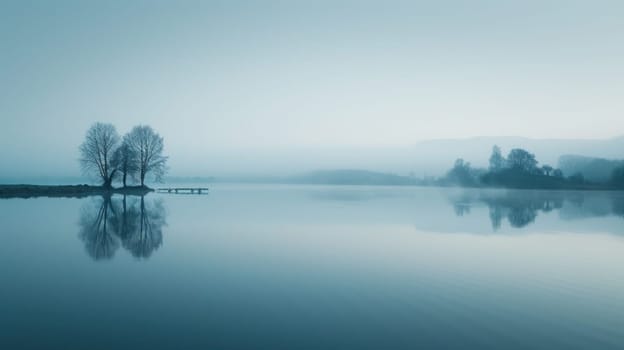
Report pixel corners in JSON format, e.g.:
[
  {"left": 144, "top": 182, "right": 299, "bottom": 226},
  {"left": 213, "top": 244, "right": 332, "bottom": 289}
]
[
  {"left": 125, "top": 125, "right": 168, "bottom": 186},
  {"left": 479, "top": 145, "right": 572, "bottom": 189},
  {"left": 541, "top": 165, "right": 554, "bottom": 176},
  {"left": 611, "top": 166, "right": 624, "bottom": 189},
  {"left": 507, "top": 148, "right": 538, "bottom": 174},
  {"left": 111, "top": 139, "right": 139, "bottom": 187},
  {"left": 489, "top": 145, "right": 505, "bottom": 171},
  {"left": 568, "top": 172, "right": 586, "bottom": 185},
  {"left": 79, "top": 123, "right": 120, "bottom": 189},
  {"left": 79, "top": 196, "right": 120, "bottom": 260}
]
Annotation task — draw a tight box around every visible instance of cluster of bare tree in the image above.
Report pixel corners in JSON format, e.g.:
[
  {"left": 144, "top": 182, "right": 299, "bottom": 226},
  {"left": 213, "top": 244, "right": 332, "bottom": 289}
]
[{"left": 79, "top": 122, "right": 167, "bottom": 188}]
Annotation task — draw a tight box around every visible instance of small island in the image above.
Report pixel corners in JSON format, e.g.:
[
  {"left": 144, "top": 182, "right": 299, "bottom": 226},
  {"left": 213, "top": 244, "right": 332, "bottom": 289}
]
[
  {"left": 0, "top": 184, "right": 153, "bottom": 199},
  {"left": 2, "top": 123, "right": 624, "bottom": 196},
  {"left": 0, "top": 123, "right": 167, "bottom": 199}
]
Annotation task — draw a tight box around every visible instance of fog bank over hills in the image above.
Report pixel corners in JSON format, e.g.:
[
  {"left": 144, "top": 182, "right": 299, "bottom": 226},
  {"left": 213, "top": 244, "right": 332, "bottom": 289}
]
[
  {"left": 2, "top": 136, "right": 623, "bottom": 182},
  {"left": 171, "top": 136, "right": 624, "bottom": 179},
  {"left": 409, "top": 136, "right": 624, "bottom": 176}
]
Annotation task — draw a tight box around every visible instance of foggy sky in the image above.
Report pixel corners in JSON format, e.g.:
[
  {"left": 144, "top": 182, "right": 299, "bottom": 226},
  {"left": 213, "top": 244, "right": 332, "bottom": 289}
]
[{"left": 2, "top": 1, "right": 624, "bottom": 178}]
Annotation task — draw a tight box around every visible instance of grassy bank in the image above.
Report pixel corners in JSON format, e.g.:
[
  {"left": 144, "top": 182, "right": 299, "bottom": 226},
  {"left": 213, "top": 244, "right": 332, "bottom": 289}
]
[{"left": 0, "top": 184, "right": 153, "bottom": 199}]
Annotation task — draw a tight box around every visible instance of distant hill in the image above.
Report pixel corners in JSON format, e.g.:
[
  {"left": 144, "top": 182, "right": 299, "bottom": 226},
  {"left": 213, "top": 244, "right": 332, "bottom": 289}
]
[
  {"left": 163, "top": 136, "right": 624, "bottom": 179},
  {"left": 558, "top": 155, "right": 624, "bottom": 182}
]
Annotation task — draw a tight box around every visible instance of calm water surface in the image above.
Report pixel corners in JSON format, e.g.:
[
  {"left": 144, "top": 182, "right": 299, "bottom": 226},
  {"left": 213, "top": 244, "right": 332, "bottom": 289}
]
[{"left": 1, "top": 185, "right": 624, "bottom": 349}]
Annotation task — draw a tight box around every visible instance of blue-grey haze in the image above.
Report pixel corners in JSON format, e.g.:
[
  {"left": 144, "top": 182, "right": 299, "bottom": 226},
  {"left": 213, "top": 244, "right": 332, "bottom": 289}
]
[
  {"left": 3, "top": 3, "right": 624, "bottom": 348},
  {"left": 1, "top": 185, "right": 624, "bottom": 349},
  {"left": 2, "top": 1, "right": 624, "bottom": 178}
]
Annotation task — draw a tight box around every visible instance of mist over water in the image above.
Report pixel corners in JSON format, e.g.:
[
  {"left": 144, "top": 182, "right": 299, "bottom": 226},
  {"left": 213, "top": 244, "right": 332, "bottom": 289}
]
[
  {"left": 1, "top": 185, "right": 623, "bottom": 349},
  {"left": 2, "top": 1, "right": 624, "bottom": 179},
  {"left": 2, "top": 1, "right": 624, "bottom": 349}
]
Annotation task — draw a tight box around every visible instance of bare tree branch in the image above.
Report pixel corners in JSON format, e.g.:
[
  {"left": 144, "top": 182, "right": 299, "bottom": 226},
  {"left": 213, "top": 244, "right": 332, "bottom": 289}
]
[
  {"left": 125, "top": 125, "right": 168, "bottom": 186},
  {"left": 79, "top": 123, "right": 120, "bottom": 188}
]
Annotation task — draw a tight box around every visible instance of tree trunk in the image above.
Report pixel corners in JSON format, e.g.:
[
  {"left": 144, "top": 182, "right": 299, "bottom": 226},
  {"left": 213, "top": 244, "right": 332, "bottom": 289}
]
[
  {"left": 123, "top": 172, "right": 127, "bottom": 188},
  {"left": 104, "top": 170, "right": 117, "bottom": 190}
]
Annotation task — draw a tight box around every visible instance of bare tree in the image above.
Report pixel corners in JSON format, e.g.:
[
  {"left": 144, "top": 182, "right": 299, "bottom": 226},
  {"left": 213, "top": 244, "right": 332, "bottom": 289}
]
[
  {"left": 79, "top": 122, "right": 120, "bottom": 189},
  {"left": 111, "top": 138, "right": 139, "bottom": 187},
  {"left": 125, "top": 125, "right": 167, "bottom": 186}
]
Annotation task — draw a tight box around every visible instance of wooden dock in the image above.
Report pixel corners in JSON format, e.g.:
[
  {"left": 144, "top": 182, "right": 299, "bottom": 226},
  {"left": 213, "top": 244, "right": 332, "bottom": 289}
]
[{"left": 157, "top": 187, "right": 209, "bottom": 194}]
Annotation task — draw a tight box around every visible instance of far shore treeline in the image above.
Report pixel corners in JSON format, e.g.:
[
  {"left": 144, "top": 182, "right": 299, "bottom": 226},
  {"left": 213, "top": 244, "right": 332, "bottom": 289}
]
[
  {"left": 3, "top": 125, "right": 624, "bottom": 194},
  {"left": 442, "top": 146, "right": 624, "bottom": 190},
  {"left": 80, "top": 122, "right": 168, "bottom": 189}
]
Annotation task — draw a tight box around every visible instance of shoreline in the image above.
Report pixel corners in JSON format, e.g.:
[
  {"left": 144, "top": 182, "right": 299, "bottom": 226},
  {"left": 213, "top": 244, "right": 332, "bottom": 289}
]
[
  {"left": 0, "top": 184, "right": 154, "bottom": 199},
  {"left": 1, "top": 182, "right": 622, "bottom": 199}
]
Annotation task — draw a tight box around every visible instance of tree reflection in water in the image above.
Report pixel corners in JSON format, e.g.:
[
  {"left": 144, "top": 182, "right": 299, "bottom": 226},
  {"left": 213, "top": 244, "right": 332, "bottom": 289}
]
[
  {"left": 79, "top": 195, "right": 166, "bottom": 261},
  {"left": 123, "top": 197, "right": 165, "bottom": 258},
  {"left": 450, "top": 190, "right": 623, "bottom": 230},
  {"left": 484, "top": 193, "right": 563, "bottom": 229},
  {"left": 79, "top": 195, "right": 120, "bottom": 260},
  {"left": 613, "top": 196, "right": 624, "bottom": 218}
]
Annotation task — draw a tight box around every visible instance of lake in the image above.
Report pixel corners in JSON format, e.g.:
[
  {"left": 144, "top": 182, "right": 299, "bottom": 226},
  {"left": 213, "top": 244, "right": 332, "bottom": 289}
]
[{"left": 1, "top": 184, "right": 624, "bottom": 349}]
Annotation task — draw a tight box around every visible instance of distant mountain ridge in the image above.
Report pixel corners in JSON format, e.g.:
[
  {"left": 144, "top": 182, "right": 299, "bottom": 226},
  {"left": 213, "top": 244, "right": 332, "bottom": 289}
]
[
  {"left": 166, "top": 136, "right": 624, "bottom": 179},
  {"left": 6, "top": 136, "right": 622, "bottom": 181}
]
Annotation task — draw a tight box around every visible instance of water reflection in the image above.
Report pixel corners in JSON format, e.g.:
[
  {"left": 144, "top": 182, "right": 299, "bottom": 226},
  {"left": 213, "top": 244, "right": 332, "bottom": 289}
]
[
  {"left": 449, "top": 190, "right": 624, "bottom": 230},
  {"left": 484, "top": 192, "right": 563, "bottom": 229},
  {"left": 614, "top": 197, "right": 624, "bottom": 218},
  {"left": 79, "top": 195, "right": 166, "bottom": 261}
]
